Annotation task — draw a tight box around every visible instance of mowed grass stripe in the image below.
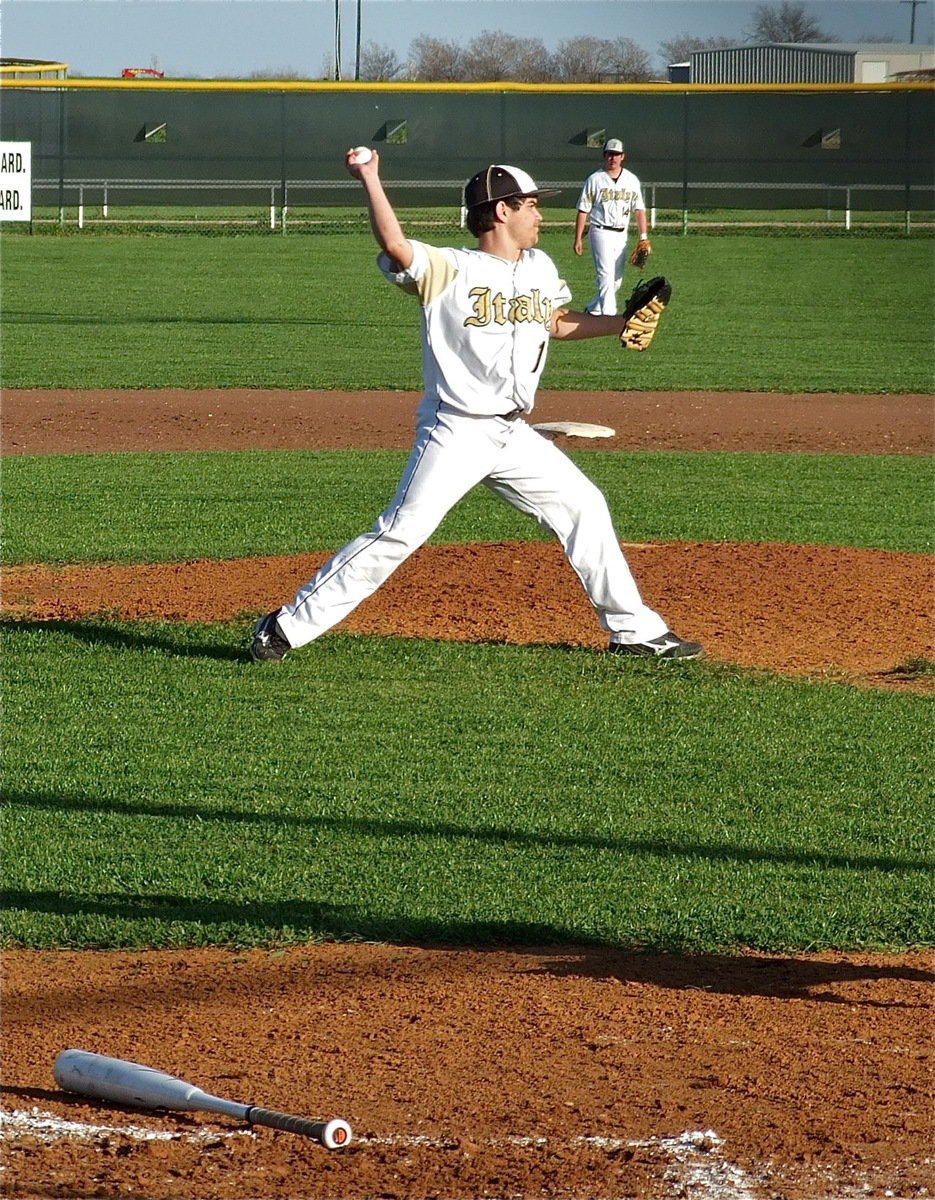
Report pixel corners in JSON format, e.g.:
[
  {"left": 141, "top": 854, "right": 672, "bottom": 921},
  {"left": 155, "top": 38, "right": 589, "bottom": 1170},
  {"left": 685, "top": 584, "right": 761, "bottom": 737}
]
[
  {"left": 3, "top": 450, "right": 931, "bottom": 565},
  {"left": 2, "top": 625, "right": 931, "bottom": 952},
  {"left": 2, "top": 232, "right": 932, "bottom": 392}
]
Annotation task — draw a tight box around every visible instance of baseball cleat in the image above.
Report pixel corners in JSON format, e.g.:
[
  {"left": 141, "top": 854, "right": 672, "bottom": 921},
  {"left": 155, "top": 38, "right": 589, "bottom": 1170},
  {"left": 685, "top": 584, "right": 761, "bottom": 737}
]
[
  {"left": 250, "top": 610, "right": 291, "bottom": 663},
  {"left": 609, "top": 632, "right": 705, "bottom": 661}
]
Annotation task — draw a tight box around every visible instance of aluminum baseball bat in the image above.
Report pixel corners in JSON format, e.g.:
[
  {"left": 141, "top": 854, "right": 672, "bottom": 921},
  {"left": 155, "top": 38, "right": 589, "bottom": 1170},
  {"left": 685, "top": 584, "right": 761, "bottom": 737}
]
[{"left": 53, "top": 1049, "right": 352, "bottom": 1150}]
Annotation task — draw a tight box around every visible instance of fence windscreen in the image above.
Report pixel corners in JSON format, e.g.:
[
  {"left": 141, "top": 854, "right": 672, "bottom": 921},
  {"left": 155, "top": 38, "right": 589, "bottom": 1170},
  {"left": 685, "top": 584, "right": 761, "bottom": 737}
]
[{"left": 3, "top": 84, "right": 932, "bottom": 220}]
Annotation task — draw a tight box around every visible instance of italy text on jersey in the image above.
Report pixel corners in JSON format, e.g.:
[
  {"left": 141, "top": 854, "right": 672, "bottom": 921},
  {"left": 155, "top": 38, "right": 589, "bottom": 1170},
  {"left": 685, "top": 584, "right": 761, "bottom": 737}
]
[
  {"left": 598, "top": 186, "right": 641, "bottom": 208},
  {"left": 463, "top": 287, "right": 556, "bottom": 328}
]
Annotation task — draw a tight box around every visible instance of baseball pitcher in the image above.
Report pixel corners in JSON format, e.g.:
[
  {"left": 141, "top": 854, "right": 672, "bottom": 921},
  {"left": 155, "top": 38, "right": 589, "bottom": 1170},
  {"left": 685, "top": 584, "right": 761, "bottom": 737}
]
[{"left": 251, "top": 152, "right": 701, "bottom": 664}]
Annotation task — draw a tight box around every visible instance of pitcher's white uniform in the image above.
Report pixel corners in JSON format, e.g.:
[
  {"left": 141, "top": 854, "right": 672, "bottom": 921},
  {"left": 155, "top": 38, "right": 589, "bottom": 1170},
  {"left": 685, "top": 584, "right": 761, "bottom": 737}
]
[
  {"left": 274, "top": 238, "right": 668, "bottom": 649},
  {"left": 577, "top": 167, "right": 646, "bottom": 315}
]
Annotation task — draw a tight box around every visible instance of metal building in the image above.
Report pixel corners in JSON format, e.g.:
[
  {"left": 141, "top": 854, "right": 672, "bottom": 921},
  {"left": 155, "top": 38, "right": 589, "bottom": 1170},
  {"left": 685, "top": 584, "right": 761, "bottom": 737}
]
[
  {"left": 0, "top": 57, "right": 69, "bottom": 81},
  {"left": 685, "top": 43, "right": 935, "bottom": 85}
]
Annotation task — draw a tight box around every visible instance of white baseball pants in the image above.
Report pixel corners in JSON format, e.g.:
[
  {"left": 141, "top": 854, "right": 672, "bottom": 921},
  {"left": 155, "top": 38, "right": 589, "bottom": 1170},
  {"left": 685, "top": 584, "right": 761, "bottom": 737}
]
[
  {"left": 585, "top": 225, "right": 630, "bottom": 316},
  {"left": 275, "top": 401, "right": 668, "bottom": 649}
]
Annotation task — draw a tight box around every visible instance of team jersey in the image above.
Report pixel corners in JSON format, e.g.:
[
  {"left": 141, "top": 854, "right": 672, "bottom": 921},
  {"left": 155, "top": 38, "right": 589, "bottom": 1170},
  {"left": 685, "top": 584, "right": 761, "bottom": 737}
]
[
  {"left": 378, "top": 239, "right": 572, "bottom": 417},
  {"left": 576, "top": 168, "right": 645, "bottom": 232}
]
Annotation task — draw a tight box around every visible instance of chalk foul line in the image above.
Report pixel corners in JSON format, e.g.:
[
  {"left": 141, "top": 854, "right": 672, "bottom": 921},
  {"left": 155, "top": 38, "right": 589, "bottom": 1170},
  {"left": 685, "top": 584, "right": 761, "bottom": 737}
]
[
  {"left": 3, "top": 1109, "right": 760, "bottom": 1198},
  {"left": 0, "top": 1106, "right": 255, "bottom": 1145}
]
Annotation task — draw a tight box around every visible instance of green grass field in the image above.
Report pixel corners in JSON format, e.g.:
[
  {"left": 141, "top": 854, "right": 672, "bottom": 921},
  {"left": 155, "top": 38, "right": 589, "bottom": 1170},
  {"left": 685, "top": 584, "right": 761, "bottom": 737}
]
[
  {"left": 2, "top": 230, "right": 933, "bottom": 392},
  {"left": 3, "top": 625, "right": 931, "bottom": 952},
  {"left": 1, "top": 227, "right": 932, "bottom": 954},
  {"left": 2, "top": 450, "right": 932, "bottom": 565}
]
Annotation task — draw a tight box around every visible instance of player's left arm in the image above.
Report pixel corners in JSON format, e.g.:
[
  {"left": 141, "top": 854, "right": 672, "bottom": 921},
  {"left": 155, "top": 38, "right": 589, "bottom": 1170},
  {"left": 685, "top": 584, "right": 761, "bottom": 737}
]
[
  {"left": 553, "top": 274, "right": 671, "bottom": 352},
  {"left": 550, "top": 309, "right": 625, "bottom": 341},
  {"left": 626, "top": 175, "right": 649, "bottom": 249},
  {"left": 634, "top": 192, "right": 649, "bottom": 241}
]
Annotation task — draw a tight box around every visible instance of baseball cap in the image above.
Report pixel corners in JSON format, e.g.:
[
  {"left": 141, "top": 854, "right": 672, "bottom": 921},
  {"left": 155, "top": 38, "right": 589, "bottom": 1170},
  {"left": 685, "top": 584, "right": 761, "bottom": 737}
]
[
  {"left": 603, "top": 138, "right": 625, "bottom": 153},
  {"left": 463, "top": 164, "right": 559, "bottom": 210}
]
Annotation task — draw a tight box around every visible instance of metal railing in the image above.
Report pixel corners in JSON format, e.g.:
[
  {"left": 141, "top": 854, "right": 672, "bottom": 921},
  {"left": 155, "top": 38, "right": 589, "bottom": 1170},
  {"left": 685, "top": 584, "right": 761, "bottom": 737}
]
[
  {"left": 27, "top": 177, "right": 934, "bottom": 233},
  {"left": 638, "top": 180, "right": 932, "bottom": 234}
]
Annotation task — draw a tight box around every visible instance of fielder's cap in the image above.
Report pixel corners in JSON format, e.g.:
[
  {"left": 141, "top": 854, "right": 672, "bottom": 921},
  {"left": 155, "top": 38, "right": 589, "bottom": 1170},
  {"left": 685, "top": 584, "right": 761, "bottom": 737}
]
[
  {"left": 603, "top": 138, "right": 625, "bottom": 153},
  {"left": 463, "top": 164, "right": 559, "bottom": 209}
]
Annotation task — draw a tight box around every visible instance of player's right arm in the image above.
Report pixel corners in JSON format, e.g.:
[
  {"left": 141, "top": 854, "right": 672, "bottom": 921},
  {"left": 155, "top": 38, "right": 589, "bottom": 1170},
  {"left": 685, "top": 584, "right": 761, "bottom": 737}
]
[
  {"left": 573, "top": 177, "right": 593, "bottom": 256},
  {"left": 346, "top": 149, "right": 413, "bottom": 272},
  {"left": 573, "top": 209, "right": 589, "bottom": 256}
]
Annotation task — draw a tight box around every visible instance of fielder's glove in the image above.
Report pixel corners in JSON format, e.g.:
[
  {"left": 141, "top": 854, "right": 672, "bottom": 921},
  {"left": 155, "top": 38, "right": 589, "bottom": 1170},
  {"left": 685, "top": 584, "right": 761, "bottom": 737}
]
[
  {"left": 619, "top": 276, "right": 672, "bottom": 352},
  {"left": 628, "top": 239, "right": 652, "bottom": 270}
]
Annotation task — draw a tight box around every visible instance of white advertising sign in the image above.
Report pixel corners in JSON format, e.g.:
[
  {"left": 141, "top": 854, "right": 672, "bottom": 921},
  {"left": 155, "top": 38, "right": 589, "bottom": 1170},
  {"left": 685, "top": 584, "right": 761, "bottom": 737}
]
[{"left": 0, "top": 142, "right": 32, "bottom": 221}]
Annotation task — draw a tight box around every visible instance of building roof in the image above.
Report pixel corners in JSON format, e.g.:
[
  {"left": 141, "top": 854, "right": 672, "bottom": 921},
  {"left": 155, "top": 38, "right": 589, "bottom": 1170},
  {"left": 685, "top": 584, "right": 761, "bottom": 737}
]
[
  {"left": 793, "top": 42, "right": 934, "bottom": 52},
  {"left": 691, "top": 42, "right": 934, "bottom": 55},
  {"left": 0, "top": 57, "right": 69, "bottom": 78}
]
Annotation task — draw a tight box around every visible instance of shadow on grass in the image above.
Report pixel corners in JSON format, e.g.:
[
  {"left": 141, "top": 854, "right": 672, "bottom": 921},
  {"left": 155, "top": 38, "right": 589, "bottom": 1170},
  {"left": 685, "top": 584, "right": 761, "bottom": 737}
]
[
  {"left": 6, "top": 788, "right": 932, "bottom": 876},
  {"left": 0, "top": 617, "right": 243, "bottom": 663},
  {"left": 0, "top": 616, "right": 650, "bottom": 660},
  {"left": 1, "top": 886, "right": 932, "bottom": 1003},
  {"left": 1, "top": 616, "right": 701, "bottom": 666}
]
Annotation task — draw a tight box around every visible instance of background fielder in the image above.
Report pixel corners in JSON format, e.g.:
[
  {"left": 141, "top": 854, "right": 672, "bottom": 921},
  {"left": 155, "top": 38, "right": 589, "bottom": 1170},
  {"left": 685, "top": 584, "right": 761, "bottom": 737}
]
[
  {"left": 251, "top": 152, "right": 702, "bottom": 664},
  {"left": 574, "top": 138, "right": 651, "bottom": 316}
]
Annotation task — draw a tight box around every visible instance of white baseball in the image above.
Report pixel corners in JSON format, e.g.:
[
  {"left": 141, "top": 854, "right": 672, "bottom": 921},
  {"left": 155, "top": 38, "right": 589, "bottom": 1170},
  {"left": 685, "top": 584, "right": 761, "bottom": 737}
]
[{"left": 351, "top": 146, "right": 372, "bottom": 164}]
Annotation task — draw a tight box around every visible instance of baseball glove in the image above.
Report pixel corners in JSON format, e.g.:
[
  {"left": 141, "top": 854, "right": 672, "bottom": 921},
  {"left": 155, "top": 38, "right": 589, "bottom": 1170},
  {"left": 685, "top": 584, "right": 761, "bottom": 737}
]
[
  {"left": 628, "top": 239, "right": 652, "bottom": 270},
  {"left": 619, "top": 276, "right": 672, "bottom": 352}
]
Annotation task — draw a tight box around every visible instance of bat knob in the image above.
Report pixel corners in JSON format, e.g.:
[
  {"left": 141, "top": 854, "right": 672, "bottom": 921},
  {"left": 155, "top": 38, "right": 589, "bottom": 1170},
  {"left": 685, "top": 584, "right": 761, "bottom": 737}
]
[{"left": 321, "top": 1118, "right": 352, "bottom": 1149}]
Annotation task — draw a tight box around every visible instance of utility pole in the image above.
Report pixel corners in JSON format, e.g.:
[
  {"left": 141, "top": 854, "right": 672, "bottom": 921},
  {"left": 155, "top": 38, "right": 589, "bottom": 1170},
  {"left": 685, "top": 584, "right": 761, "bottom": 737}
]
[
  {"left": 355, "top": 0, "right": 362, "bottom": 81},
  {"left": 900, "top": 0, "right": 928, "bottom": 44},
  {"left": 333, "top": 0, "right": 340, "bottom": 81}
]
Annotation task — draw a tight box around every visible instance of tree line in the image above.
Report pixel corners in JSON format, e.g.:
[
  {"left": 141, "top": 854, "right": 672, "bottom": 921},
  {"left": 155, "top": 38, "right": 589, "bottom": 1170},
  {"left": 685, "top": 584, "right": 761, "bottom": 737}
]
[{"left": 298, "top": 1, "right": 895, "bottom": 84}]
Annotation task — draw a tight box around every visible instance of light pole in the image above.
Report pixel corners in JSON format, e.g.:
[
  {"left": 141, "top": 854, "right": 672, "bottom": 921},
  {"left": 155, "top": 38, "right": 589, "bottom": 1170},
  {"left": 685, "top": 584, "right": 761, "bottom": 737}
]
[
  {"left": 355, "top": 0, "right": 362, "bottom": 81},
  {"left": 900, "top": 0, "right": 929, "bottom": 44},
  {"left": 334, "top": 0, "right": 363, "bottom": 81},
  {"left": 334, "top": 0, "right": 342, "bottom": 80}
]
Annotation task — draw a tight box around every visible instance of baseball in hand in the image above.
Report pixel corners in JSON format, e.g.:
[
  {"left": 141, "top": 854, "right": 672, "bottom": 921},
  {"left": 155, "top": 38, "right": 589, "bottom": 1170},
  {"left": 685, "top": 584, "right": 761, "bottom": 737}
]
[{"left": 350, "top": 146, "right": 373, "bottom": 164}]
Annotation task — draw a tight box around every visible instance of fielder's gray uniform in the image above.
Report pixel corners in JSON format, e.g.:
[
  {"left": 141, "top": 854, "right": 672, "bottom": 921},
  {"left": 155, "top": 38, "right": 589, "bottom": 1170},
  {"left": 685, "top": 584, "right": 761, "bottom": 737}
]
[{"left": 275, "top": 239, "right": 668, "bottom": 650}]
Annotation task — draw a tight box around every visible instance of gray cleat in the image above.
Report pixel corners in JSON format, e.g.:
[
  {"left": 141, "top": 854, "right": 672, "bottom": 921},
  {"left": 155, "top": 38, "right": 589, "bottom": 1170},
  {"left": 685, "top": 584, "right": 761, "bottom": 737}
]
[
  {"left": 250, "top": 611, "right": 291, "bottom": 663},
  {"left": 609, "top": 633, "right": 704, "bottom": 661}
]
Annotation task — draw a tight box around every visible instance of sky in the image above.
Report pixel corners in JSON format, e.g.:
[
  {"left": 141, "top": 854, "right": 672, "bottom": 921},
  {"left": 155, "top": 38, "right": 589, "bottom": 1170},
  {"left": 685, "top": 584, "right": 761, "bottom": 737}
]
[{"left": 1, "top": 0, "right": 932, "bottom": 79}]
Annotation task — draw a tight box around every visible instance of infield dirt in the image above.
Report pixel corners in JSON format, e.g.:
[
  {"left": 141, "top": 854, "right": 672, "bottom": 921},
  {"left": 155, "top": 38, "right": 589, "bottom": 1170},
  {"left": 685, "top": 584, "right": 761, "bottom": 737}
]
[{"left": 1, "top": 389, "right": 933, "bottom": 1200}]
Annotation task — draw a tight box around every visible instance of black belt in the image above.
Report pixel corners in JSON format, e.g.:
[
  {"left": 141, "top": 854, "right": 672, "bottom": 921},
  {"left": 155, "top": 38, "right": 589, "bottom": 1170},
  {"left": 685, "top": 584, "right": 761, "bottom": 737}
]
[
  {"left": 499, "top": 408, "right": 524, "bottom": 421},
  {"left": 592, "top": 223, "right": 627, "bottom": 232}
]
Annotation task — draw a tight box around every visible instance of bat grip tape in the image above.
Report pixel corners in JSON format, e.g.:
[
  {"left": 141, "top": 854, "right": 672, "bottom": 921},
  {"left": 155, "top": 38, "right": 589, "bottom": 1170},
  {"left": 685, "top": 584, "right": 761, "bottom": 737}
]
[{"left": 246, "top": 1106, "right": 328, "bottom": 1141}]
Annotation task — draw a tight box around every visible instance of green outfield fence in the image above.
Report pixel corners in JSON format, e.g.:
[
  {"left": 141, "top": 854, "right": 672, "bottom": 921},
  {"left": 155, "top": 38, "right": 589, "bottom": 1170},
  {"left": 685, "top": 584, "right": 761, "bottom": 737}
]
[{"left": 2, "top": 79, "right": 933, "bottom": 232}]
